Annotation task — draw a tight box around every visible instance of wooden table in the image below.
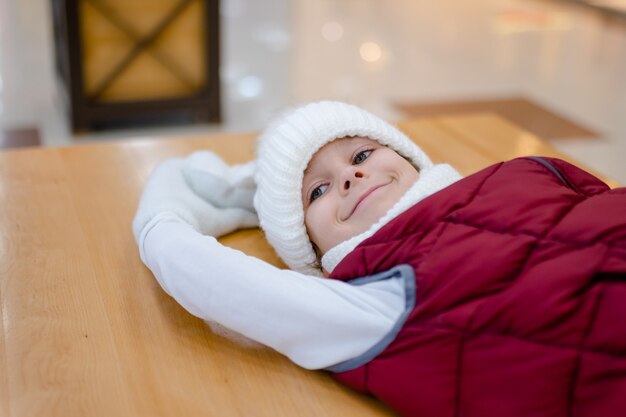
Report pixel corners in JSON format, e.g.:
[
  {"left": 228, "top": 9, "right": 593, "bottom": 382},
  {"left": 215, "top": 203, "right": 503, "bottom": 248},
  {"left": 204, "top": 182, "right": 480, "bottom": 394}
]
[{"left": 0, "top": 114, "right": 619, "bottom": 417}]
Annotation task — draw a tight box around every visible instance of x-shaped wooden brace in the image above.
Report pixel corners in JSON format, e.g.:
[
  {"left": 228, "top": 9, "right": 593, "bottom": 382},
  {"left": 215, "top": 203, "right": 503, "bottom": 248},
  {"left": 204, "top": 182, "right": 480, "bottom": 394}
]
[{"left": 85, "top": 0, "right": 199, "bottom": 100}]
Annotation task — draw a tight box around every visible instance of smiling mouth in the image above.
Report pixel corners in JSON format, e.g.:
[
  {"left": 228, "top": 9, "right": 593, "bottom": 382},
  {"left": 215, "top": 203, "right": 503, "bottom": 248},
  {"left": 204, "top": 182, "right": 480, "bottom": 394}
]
[{"left": 344, "top": 183, "right": 389, "bottom": 220}]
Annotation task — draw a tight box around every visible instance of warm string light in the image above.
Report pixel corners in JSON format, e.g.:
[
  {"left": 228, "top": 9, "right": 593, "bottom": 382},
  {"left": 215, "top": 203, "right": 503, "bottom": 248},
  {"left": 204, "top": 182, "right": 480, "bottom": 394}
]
[
  {"left": 360, "top": 41, "right": 383, "bottom": 63},
  {"left": 321, "top": 21, "right": 384, "bottom": 64}
]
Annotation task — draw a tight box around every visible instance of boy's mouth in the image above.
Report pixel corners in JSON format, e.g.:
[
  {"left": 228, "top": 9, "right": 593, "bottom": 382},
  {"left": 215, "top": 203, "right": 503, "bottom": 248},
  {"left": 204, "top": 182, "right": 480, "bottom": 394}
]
[{"left": 344, "top": 182, "right": 390, "bottom": 220}]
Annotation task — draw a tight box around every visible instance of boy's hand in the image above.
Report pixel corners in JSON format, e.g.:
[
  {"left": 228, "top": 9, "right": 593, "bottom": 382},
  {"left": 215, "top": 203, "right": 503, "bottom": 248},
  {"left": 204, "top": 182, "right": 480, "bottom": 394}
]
[
  {"left": 132, "top": 158, "right": 259, "bottom": 244},
  {"left": 182, "top": 151, "right": 257, "bottom": 213}
]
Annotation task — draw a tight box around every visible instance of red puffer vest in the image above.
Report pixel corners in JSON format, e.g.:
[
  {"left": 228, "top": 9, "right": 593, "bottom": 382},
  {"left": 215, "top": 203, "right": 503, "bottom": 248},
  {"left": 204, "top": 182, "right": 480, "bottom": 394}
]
[{"left": 329, "top": 157, "right": 626, "bottom": 417}]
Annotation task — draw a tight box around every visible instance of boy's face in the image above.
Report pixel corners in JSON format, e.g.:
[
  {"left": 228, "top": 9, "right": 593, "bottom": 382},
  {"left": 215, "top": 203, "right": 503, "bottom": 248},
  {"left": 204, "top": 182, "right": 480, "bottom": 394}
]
[{"left": 302, "top": 137, "right": 419, "bottom": 256}]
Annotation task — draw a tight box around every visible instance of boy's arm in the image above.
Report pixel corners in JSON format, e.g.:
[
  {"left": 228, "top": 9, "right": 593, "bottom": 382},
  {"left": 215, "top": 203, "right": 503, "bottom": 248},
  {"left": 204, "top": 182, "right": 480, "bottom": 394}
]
[{"left": 139, "top": 213, "right": 407, "bottom": 370}]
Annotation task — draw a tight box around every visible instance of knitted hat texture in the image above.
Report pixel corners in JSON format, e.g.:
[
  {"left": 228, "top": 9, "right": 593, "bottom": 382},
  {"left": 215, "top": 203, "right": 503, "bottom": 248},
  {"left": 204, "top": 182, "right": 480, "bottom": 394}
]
[{"left": 254, "top": 101, "right": 434, "bottom": 276}]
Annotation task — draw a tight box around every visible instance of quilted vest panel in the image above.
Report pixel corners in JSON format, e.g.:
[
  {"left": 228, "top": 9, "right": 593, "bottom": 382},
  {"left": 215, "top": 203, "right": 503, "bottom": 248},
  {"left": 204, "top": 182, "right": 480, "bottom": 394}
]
[{"left": 329, "top": 157, "right": 626, "bottom": 417}]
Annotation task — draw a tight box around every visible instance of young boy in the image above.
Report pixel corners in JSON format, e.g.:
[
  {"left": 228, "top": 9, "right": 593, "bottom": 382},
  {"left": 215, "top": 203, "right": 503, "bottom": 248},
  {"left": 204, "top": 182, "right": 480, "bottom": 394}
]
[{"left": 133, "top": 101, "right": 626, "bottom": 417}]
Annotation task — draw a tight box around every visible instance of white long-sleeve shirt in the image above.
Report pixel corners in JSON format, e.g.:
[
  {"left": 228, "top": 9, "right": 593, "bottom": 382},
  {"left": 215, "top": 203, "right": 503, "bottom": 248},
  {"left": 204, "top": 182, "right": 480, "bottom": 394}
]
[{"left": 139, "top": 212, "right": 408, "bottom": 370}]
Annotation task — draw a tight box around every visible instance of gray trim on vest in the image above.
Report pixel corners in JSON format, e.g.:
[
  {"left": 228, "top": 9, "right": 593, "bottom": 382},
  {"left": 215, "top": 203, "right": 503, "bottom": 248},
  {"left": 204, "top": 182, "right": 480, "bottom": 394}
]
[
  {"left": 325, "top": 264, "right": 417, "bottom": 373},
  {"left": 527, "top": 156, "right": 576, "bottom": 191}
]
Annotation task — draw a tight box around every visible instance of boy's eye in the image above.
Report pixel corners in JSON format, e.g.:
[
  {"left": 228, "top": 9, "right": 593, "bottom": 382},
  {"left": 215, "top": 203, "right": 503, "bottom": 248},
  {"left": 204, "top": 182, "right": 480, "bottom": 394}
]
[
  {"left": 310, "top": 184, "right": 328, "bottom": 202},
  {"left": 353, "top": 149, "right": 372, "bottom": 165}
]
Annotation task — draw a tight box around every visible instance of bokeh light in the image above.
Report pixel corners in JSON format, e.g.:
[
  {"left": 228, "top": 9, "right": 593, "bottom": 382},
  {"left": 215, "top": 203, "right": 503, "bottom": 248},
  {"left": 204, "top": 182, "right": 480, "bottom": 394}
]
[
  {"left": 237, "top": 76, "right": 263, "bottom": 98},
  {"left": 322, "top": 21, "right": 344, "bottom": 42},
  {"left": 360, "top": 42, "right": 383, "bottom": 63}
]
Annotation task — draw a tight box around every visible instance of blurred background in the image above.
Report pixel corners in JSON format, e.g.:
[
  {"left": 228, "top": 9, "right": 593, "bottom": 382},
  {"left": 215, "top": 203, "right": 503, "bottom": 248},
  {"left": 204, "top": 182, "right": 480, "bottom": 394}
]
[{"left": 0, "top": 0, "right": 624, "bottom": 183}]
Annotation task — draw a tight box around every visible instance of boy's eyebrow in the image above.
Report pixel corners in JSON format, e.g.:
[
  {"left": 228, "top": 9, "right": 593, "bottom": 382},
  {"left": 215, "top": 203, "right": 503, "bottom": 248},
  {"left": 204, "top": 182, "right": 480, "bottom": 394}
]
[
  {"left": 302, "top": 165, "right": 315, "bottom": 189},
  {"left": 303, "top": 159, "right": 319, "bottom": 177}
]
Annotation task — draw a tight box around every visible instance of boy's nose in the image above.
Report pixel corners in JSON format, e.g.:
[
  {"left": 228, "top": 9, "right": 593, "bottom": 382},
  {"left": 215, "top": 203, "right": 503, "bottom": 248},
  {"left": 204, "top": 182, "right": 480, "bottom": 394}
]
[{"left": 342, "top": 169, "right": 365, "bottom": 191}]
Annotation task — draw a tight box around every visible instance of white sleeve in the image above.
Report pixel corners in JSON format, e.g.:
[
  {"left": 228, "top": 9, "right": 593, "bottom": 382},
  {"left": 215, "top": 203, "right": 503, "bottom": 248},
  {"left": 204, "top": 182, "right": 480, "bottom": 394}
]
[{"left": 138, "top": 213, "right": 407, "bottom": 370}]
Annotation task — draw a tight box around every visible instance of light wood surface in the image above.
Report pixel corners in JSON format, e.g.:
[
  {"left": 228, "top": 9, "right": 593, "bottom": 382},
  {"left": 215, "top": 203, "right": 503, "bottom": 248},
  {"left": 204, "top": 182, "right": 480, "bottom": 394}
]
[
  {"left": 396, "top": 113, "right": 620, "bottom": 188},
  {"left": 0, "top": 114, "right": 618, "bottom": 417}
]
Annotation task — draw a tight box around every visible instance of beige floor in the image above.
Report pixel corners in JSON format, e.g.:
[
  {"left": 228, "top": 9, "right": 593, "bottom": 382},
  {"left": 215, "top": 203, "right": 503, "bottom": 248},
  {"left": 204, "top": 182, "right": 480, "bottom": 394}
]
[
  {"left": 0, "top": 0, "right": 625, "bottom": 184},
  {"left": 397, "top": 96, "right": 599, "bottom": 140}
]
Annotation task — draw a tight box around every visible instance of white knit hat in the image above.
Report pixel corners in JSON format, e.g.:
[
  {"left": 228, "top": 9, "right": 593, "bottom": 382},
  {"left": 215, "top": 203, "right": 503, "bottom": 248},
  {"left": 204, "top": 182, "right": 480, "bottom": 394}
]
[{"left": 254, "top": 101, "right": 434, "bottom": 276}]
